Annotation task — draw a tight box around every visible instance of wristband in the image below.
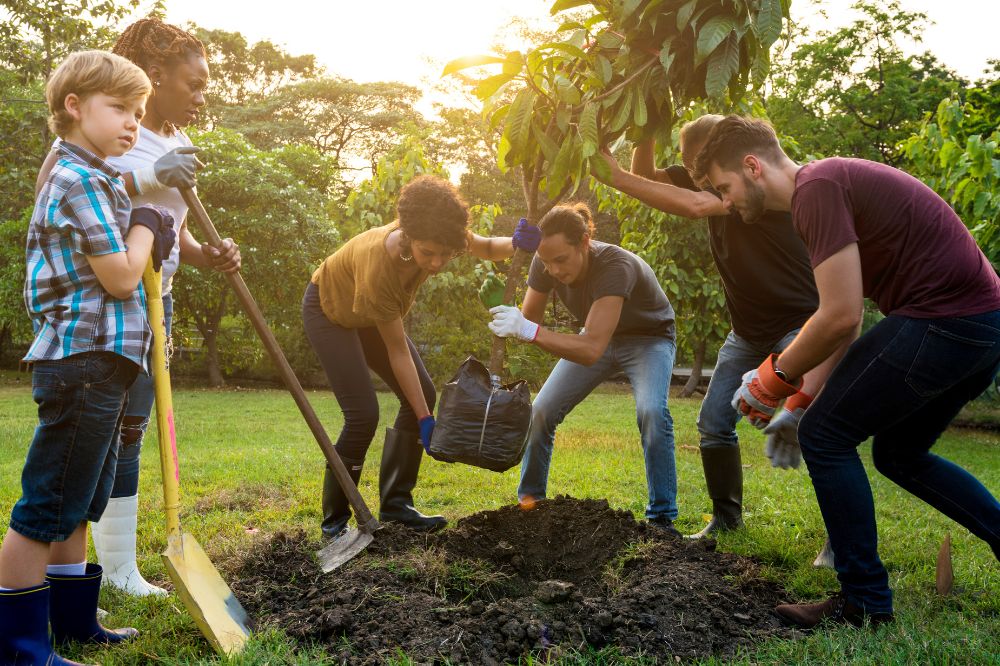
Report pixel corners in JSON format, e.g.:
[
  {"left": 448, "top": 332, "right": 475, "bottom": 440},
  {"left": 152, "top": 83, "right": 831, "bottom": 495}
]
[{"left": 132, "top": 166, "right": 164, "bottom": 195}]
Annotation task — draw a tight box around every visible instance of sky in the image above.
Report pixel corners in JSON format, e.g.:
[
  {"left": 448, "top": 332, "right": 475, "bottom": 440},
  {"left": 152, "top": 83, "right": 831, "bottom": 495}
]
[{"left": 161, "top": 0, "right": 999, "bottom": 98}]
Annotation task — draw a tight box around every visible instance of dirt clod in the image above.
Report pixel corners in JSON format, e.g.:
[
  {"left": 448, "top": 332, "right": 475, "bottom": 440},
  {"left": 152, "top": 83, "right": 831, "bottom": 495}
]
[{"left": 232, "top": 496, "right": 792, "bottom": 663}]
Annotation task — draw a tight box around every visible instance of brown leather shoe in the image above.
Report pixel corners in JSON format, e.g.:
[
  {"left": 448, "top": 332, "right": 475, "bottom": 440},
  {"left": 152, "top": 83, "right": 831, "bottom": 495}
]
[{"left": 775, "top": 593, "right": 894, "bottom": 629}]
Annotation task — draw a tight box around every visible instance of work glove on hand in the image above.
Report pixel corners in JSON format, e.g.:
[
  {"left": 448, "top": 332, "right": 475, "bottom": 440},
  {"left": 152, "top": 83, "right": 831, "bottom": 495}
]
[
  {"left": 201, "top": 238, "right": 241, "bottom": 273},
  {"left": 732, "top": 353, "right": 801, "bottom": 429},
  {"left": 133, "top": 146, "right": 203, "bottom": 193},
  {"left": 129, "top": 205, "right": 176, "bottom": 272},
  {"left": 762, "top": 391, "right": 812, "bottom": 470},
  {"left": 418, "top": 415, "right": 436, "bottom": 455},
  {"left": 478, "top": 273, "right": 507, "bottom": 309},
  {"left": 488, "top": 305, "right": 539, "bottom": 342},
  {"left": 511, "top": 218, "right": 542, "bottom": 253}
]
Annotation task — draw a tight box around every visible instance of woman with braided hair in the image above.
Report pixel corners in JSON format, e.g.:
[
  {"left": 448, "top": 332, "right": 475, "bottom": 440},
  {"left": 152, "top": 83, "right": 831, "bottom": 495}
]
[{"left": 35, "top": 17, "right": 241, "bottom": 597}]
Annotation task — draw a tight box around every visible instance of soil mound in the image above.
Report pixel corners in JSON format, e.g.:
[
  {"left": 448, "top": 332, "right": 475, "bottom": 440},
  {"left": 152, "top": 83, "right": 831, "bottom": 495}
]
[{"left": 233, "top": 497, "right": 792, "bottom": 664}]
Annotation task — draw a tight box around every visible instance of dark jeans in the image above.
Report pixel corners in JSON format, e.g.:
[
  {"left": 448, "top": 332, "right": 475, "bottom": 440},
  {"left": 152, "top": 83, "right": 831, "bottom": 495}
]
[
  {"left": 799, "top": 311, "right": 1000, "bottom": 613},
  {"left": 113, "top": 293, "right": 173, "bottom": 498},
  {"left": 10, "top": 352, "right": 138, "bottom": 542},
  {"left": 302, "top": 282, "right": 435, "bottom": 460}
]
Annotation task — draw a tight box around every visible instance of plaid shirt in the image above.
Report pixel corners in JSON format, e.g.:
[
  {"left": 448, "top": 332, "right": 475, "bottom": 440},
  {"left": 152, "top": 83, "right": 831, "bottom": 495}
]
[{"left": 23, "top": 142, "right": 150, "bottom": 372}]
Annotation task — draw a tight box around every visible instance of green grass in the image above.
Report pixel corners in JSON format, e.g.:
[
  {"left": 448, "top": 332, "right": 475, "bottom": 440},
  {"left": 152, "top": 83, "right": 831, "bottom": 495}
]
[{"left": 1, "top": 373, "right": 997, "bottom": 664}]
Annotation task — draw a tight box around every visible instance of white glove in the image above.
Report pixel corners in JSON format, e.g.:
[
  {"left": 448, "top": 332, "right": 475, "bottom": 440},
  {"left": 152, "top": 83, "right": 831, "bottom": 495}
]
[
  {"left": 731, "top": 368, "right": 770, "bottom": 429},
  {"left": 488, "top": 305, "right": 539, "bottom": 342},
  {"left": 761, "top": 392, "right": 812, "bottom": 470}
]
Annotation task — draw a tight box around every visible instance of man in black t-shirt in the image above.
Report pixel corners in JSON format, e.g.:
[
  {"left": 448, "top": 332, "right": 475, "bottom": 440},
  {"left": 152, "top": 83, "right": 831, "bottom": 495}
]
[
  {"left": 489, "top": 203, "right": 682, "bottom": 536},
  {"left": 596, "top": 115, "right": 832, "bottom": 558}
]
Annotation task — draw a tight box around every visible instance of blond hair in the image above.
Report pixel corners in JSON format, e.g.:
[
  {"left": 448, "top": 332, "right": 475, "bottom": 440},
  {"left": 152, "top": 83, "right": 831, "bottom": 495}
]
[
  {"left": 46, "top": 50, "right": 151, "bottom": 137},
  {"left": 678, "top": 114, "right": 724, "bottom": 163}
]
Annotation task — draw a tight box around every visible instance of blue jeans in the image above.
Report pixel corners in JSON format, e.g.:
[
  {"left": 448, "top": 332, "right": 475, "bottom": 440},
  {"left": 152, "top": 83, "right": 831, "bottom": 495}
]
[
  {"left": 518, "top": 335, "right": 678, "bottom": 520},
  {"left": 10, "top": 352, "right": 138, "bottom": 542},
  {"left": 112, "top": 293, "right": 172, "bottom": 498},
  {"left": 697, "top": 329, "right": 800, "bottom": 450},
  {"left": 799, "top": 311, "right": 1000, "bottom": 614}
]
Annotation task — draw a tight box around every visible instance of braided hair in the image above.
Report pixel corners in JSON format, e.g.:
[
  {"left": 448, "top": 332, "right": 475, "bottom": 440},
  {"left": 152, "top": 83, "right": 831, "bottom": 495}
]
[{"left": 112, "top": 17, "right": 205, "bottom": 72}]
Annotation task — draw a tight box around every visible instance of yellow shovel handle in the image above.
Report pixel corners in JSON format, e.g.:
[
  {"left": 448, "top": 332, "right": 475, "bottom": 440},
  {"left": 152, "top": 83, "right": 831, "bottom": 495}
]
[{"left": 142, "top": 259, "right": 181, "bottom": 537}]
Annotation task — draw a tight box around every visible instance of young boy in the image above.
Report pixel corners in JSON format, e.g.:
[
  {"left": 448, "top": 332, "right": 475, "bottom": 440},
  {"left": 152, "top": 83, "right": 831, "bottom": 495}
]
[{"left": 0, "top": 50, "right": 174, "bottom": 665}]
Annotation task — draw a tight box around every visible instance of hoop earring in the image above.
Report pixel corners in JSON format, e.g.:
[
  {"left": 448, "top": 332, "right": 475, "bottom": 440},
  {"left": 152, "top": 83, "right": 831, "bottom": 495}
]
[{"left": 400, "top": 250, "right": 413, "bottom": 262}]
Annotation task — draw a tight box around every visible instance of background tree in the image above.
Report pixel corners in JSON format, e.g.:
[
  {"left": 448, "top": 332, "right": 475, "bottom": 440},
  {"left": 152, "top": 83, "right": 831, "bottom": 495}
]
[
  {"left": 171, "top": 127, "right": 340, "bottom": 385},
  {"left": 766, "top": 0, "right": 965, "bottom": 165}
]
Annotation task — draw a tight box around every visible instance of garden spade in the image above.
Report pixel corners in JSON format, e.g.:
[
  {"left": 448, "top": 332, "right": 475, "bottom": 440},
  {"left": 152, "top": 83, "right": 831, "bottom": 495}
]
[
  {"left": 143, "top": 258, "right": 251, "bottom": 655},
  {"left": 180, "top": 188, "right": 379, "bottom": 572}
]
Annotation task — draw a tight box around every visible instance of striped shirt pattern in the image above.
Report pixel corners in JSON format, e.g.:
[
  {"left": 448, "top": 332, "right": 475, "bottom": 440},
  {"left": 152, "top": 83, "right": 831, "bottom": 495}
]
[{"left": 23, "top": 141, "right": 150, "bottom": 372}]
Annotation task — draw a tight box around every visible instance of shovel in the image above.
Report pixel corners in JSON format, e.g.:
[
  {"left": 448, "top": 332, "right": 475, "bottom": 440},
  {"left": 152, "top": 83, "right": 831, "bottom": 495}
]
[
  {"left": 143, "top": 258, "right": 251, "bottom": 655},
  {"left": 180, "top": 188, "right": 379, "bottom": 572}
]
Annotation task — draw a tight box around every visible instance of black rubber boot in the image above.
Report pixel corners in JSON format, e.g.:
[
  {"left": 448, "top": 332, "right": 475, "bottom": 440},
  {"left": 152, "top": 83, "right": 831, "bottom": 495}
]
[
  {"left": 47, "top": 563, "right": 138, "bottom": 645},
  {"left": 0, "top": 584, "right": 84, "bottom": 665},
  {"left": 379, "top": 427, "right": 447, "bottom": 531},
  {"left": 688, "top": 446, "right": 744, "bottom": 539},
  {"left": 321, "top": 455, "right": 365, "bottom": 539}
]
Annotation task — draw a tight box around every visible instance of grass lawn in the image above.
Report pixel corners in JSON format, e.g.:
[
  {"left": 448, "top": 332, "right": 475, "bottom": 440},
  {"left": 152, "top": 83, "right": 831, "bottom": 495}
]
[{"left": 1, "top": 372, "right": 997, "bottom": 664}]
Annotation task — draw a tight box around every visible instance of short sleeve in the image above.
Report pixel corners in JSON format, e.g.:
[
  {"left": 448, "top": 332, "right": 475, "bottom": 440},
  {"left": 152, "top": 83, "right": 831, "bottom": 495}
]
[
  {"left": 665, "top": 165, "right": 697, "bottom": 191},
  {"left": 527, "top": 254, "right": 555, "bottom": 292},
  {"left": 792, "top": 178, "right": 859, "bottom": 268},
  {"left": 57, "top": 176, "right": 126, "bottom": 257},
  {"left": 592, "top": 256, "right": 636, "bottom": 301}
]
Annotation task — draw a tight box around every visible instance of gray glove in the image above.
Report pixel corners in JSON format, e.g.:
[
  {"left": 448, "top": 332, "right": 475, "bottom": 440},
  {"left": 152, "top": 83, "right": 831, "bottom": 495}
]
[
  {"left": 153, "top": 146, "right": 202, "bottom": 188},
  {"left": 134, "top": 146, "right": 203, "bottom": 193},
  {"left": 762, "top": 405, "right": 803, "bottom": 469}
]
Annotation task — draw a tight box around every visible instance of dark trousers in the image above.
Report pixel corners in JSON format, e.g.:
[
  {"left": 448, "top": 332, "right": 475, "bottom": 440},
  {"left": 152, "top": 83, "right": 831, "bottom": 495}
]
[
  {"left": 302, "top": 282, "right": 435, "bottom": 460},
  {"left": 799, "top": 310, "right": 1000, "bottom": 613}
]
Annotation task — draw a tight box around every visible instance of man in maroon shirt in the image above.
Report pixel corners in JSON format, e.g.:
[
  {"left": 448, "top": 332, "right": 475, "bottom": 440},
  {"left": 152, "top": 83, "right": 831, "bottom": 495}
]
[{"left": 693, "top": 115, "right": 1000, "bottom": 629}]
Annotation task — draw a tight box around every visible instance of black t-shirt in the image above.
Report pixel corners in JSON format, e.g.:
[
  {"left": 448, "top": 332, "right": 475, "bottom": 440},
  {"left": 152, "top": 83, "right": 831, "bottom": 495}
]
[
  {"left": 666, "top": 165, "right": 818, "bottom": 345},
  {"left": 528, "top": 240, "right": 676, "bottom": 340}
]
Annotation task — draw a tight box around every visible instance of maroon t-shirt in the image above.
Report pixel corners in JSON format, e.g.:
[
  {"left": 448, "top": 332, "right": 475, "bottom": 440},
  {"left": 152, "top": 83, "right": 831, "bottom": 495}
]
[{"left": 791, "top": 157, "right": 1000, "bottom": 318}]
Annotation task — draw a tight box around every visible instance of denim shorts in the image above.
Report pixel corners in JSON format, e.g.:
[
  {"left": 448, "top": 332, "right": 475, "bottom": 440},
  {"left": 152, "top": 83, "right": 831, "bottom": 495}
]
[{"left": 9, "top": 352, "right": 138, "bottom": 542}]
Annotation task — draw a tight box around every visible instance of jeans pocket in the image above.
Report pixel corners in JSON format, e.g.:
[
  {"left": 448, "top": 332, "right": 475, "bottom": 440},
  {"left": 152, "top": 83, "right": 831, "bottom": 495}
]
[
  {"left": 86, "top": 352, "right": 124, "bottom": 386},
  {"left": 32, "top": 380, "right": 65, "bottom": 425},
  {"left": 905, "top": 325, "right": 996, "bottom": 398}
]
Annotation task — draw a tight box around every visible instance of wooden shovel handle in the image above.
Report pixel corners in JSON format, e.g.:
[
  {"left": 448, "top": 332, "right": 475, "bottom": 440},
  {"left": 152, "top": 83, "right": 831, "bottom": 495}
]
[
  {"left": 180, "top": 188, "right": 378, "bottom": 530},
  {"left": 488, "top": 248, "right": 531, "bottom": 377}
]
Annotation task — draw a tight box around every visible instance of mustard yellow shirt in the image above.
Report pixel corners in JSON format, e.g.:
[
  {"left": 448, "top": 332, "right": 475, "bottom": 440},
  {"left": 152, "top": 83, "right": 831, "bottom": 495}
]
[{"left": 310, "top": 223, "right": 428, "bottom": 328}]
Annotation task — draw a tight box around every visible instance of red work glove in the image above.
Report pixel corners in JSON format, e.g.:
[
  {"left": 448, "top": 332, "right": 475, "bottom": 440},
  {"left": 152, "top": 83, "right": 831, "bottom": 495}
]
[{"left": 731, "top": 354, "right": 801, "bottom": 429}]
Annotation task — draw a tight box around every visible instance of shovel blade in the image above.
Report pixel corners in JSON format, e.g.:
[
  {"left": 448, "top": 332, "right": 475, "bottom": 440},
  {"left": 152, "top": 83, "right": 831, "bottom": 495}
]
[
  {"left": 317, "top": 527, "right": 375, "bottom": 572},
  {"left": 163, "top": 532, "right": 251, "bottom": 655}
]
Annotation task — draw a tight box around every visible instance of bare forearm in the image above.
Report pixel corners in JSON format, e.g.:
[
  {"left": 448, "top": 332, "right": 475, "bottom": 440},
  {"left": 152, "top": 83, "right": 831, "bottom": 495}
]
[
  {"left": 87, "top": 227, "right": 155, "bottom": 299},
  {"left": 469, "top": 233, "right": 516, "bottom": 261},
  {"left": 778, "top": 312, "right": 861, "bottom": 384},
  {"left": 388, "top": 350, "right": 431, "bottom": 420},
  {"left": 178, "top": 225, "right": 209, "bottom": 268},
  {"left": 532, "top": 327, "right": 607, "bottom": 366},
  {"left": 611, "top": 168, "right": 725, "bottom": 219},
  {"left": 630, "top": 140, "right": 658, "bottom": 179}
]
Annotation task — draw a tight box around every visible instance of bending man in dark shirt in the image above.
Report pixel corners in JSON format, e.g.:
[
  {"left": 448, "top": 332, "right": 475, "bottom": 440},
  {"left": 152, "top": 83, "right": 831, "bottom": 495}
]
[
  {"left": 488, "top": 203, "right": 682, "bottom": 536},
  {"left": 696, "top": 115, "right": 1000, "bottom": 629},
  {"left": 595, "top": 116, "right": 836, "bottom": 564}
]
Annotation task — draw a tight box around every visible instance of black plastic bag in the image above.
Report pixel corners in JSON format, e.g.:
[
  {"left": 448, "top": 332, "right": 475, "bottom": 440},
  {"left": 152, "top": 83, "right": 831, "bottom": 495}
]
[{"left": 429, "top": 356, "right": 532, "bottom": 472}]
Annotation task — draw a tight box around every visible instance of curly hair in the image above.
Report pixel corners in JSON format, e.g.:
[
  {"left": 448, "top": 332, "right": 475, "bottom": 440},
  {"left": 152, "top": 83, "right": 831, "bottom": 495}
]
[
  {"left": 537, "top": 202, "right": 595, "bottom": 245},
  {"left": 396, "top": 175, "right": 470, "bottom": 252},
  {"left": 112, "top": 17, "right": 205, "bottom": 73},
  {"left": 692, "top": 115, "right": 783, "bottom": 183}
]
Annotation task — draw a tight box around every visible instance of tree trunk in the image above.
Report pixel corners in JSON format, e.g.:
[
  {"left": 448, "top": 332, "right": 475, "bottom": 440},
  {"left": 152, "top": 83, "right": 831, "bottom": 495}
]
[
  {"left": 680, "top": 338, "right": 706, "bottom": 398},
  {"left": 204, "top": 328, "right": 224, "bottom": 387}
]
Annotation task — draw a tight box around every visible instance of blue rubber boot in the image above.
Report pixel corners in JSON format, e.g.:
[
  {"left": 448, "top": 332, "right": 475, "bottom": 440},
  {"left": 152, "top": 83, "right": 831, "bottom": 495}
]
[
  {"left": 0, "top": 583, "right": 84, "bottom": 665},
  {"left": 47, "top": 563, "right": 139, "bottom": 645}
]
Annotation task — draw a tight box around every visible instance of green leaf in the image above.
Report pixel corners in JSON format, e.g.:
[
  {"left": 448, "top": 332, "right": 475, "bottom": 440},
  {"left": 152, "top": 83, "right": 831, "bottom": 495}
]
[
  {"left": 633, "top": 88, "right": 647, "bottom": 127},
  {"left": 705, "top": 33, "right": 740, "bottom": 98},
  {"left": 676, "top": 0, "right": 697, "bottom": 31},
  {"left": 607, "top": 90, "right": 633, "bottom": 133},
  {"left": 441, "top": 54, "right": 508, "bottom": 76},
  {"left": 554, "top": 74, "right": 582, "bottom": 104},
  {"left": 579, "top": 103, "right": 599, "bottom": 151},
  {"left": 622, "top": 0, "right": 643, "bottom": 21},
  {"left": 596, "top": 55, "right": 613, "bottom": 84},
  {"left": 696, "top": 16, "right": 736, "bottom": 66},
  {"left": 755, "top": 0, "right": 784, "bottom": 46},
  {"left": 750, "top": 49, "right": 770, "bottom": 90},
  {"left": 474, "top": 71, "right": 518, "bottom": 101},
  {"left": 532, "top": 123, "right": 560, "bottom": 163},
  {"left": 504, "top": 89, "right": 537, "bottom": 164},
  {"left": 597, "top": 30, "right": 624, "bottom": 49},
  {"left": 547, "top": 133, "right": 576, "bottom": 199},
  {"left": 550, "top": 0, "right": 592, "bottom": 15},
  {"left": 589, "top": 153, "right": 613, "bottom": 183},
  {"left": 659, "top": 44, "right": 675, "bottom": 77}
]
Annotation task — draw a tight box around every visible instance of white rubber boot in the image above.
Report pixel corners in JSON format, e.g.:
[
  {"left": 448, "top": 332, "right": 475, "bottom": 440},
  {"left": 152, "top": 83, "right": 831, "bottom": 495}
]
[{"left": 91, "top": 494, "right": 167, "bottom": 597}]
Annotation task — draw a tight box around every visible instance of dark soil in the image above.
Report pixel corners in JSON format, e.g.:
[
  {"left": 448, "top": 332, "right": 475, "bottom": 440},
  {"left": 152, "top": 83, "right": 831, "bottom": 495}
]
[{"left": 232, "top": 497, "right": 793, "bottom": 664}]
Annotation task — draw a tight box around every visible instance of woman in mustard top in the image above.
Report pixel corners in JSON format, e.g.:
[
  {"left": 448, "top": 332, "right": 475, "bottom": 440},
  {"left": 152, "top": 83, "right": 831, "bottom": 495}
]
[{"left": 304, "top": 176, "right": 541, "bottom": 536}]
